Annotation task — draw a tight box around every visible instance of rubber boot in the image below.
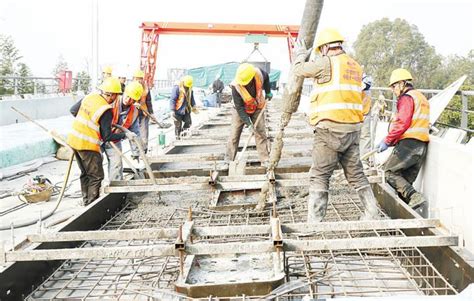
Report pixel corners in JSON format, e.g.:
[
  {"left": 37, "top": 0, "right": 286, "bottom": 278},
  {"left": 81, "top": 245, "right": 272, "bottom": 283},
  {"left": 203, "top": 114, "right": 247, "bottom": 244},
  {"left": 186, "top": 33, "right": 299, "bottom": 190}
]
[
  {"left": 357, "top": 185, "right": 379, "bottom": 220},
  {"left": 307, "top": 189, "right": 329, "bottom": 223},
  {"left": 408, "top": 192, "right": 426, "bottom": 209}
]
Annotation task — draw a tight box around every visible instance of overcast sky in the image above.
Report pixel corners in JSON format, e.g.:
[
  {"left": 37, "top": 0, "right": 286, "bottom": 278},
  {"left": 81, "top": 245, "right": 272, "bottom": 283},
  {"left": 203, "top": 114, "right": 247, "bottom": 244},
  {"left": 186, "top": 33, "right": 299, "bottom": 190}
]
[{"left": 1, "top": 0, "right": 473, "bottom": 80}]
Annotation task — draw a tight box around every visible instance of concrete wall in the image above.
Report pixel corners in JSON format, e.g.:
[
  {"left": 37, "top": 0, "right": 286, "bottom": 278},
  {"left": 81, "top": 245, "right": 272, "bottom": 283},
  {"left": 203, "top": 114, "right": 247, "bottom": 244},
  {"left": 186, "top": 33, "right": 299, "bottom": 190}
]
[
  {"left": 415, "top": 136, "right": 474, "bottom": 252},
  {"left": 0, "top": 94, "right": 79, "bottom": 125}
]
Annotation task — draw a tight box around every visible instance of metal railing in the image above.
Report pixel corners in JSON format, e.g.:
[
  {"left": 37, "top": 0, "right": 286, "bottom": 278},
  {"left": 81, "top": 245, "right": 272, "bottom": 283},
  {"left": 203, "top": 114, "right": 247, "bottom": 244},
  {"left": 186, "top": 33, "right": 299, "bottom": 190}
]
[
  {"left": 301, "top": 83, "right": 474, "bottom": 134},
  {"left": 0, "top": 76, "right": 90, "bottom": 99}
]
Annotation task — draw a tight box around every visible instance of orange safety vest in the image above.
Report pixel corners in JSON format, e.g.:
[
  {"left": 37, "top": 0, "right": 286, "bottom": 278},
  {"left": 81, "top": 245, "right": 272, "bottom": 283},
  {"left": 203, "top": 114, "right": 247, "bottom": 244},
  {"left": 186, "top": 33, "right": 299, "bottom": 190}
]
[
  {"left": 231, "top": 68, "right": 266, "bottom": 114},
  {"left": 175, "top": 82, "right": 192, "bottom": 112},
  {"left": 400, "top": 89, "right": 430, "bottom": 142},
  {"left": 362, "top": 91, "right": 371, "bottom": 116},
  {"left": 309, "top": 53, "right": 363, "bottom": 125},
  {"left": 67, "top": 94, "right": 111, "bottom": 152},
  {"left": 112, "top": 97, "right": 138, "bottom": 130}
]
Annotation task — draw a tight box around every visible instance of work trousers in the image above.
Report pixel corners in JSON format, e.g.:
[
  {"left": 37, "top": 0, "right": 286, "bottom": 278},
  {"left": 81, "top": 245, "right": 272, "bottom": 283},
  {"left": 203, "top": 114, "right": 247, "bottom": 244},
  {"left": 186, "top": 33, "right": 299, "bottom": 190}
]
[
  {"left": 174, "top": 111, "right": 192, "bottom": 139},
  {"left": 309, "top": 128, "right": 369, "bottom": 191},
  {"left": 102, "top": 142, "right": 123, "bottom": 181},
  {"left": 359, "top": 115, "right": 372, "bottom": 161},
  {"left": 226, "top": 108, "right": 269, "bottom": 162},
  {"left": 138, "top": 115, "right": 149, "bottom": 153},
  {"left": 74, "top": 150, "right": 104, "bottom": 206},
  {"left": 383, "top": 139, "right": 428, "bottom": 202}
]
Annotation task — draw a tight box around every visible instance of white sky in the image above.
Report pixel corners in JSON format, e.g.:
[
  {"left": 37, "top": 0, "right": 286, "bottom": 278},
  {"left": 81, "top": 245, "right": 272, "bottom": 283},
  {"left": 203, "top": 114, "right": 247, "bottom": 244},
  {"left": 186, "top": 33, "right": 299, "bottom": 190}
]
[{"left": 1, "top": 0, "right": 473, "bottom": 80}]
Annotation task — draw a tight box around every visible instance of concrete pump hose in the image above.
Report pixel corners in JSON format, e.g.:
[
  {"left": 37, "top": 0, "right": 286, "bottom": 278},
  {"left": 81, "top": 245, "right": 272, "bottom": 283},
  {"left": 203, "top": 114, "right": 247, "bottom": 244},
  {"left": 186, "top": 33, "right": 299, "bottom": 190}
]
[{"left": 0, "top": 152, "right": 75, "bottom": 230}]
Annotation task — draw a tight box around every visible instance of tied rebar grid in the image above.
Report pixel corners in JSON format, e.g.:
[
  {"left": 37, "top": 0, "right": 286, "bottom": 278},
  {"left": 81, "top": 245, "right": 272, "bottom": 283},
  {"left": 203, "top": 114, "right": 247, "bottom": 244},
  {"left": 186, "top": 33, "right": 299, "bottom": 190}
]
[{"left": 28, "top": 183, "right": 457, "bottom": 300}]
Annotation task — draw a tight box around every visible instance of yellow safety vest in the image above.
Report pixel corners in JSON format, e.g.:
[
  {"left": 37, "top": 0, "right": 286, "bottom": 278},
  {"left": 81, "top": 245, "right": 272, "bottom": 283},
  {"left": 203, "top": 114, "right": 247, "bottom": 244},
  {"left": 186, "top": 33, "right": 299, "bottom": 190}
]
[
  {"left": 400, "top": 89, "right": 430, "bottom": 142},
  {"left": 175, "top": 82, "right": 192, "bottom": 112},
  {"left": 231, "top": 68, "right": 266, "bottom": 114},
  {"left": 67, "top": 94, "right": 111, "bottom": 152},
  {"left": 362, "top": 91, "right": 371, "bottom": 116},
  {"left": 309, "top": 53, "right": 363, "bottom": 125}
]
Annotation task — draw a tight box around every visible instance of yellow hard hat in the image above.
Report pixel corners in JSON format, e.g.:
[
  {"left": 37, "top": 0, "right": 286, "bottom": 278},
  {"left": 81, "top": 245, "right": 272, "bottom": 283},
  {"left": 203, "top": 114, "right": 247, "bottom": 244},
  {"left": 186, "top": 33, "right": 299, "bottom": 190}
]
[
  {"left": 133, "top": 69, "right": 145, "bottom": 78},
  {"left": 315, "top": 28, "right": 344, "bottom": 51},
  {"left": 389, "top": 68, "right": 413, "bottom": 86},
  {"left": 235, "top": 63, "right": 256, "bottom": 86},
  {"left": 125, "top": 81, "right": 144, "bottom": 101},
  {"left": 98, "top": 77, "right": 122, "bottom": 94},
  {"left": 182, "top": 75, "right": 193, "bottom": 88},
  {"left": 102, "top": 66, "right": 113, "bottom": 75}
]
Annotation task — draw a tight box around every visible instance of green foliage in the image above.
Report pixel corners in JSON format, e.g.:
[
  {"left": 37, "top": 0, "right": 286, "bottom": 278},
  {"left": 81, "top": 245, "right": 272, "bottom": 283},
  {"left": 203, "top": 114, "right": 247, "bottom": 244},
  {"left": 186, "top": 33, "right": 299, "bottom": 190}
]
[
  {"left": 0, "top": 34, "right": 23, "bottom": 95},
  {"left": 16, "top": 63, "right": 34, "bottom": 94},
  {"left": 73, "top": 70, "right": 91, "bottom": 92},
  {"left": 354, "top": 18, "right": 442, "bottom": 89}
]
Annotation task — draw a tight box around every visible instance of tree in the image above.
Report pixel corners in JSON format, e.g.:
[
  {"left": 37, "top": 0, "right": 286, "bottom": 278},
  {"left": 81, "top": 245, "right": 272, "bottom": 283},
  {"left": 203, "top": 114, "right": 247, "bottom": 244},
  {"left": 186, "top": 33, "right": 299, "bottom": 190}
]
[
  {"left": 353, "top": 18, "right": 442, "bottom": 89},
  {"left": 0, "top": 35, "right": 23, "bottom": 95},
  {"left": 73, "top": 70, "right": 91, "bottom": 92},
  {"left": 16, "top": 62, "right": 34, "bottom": 94}
]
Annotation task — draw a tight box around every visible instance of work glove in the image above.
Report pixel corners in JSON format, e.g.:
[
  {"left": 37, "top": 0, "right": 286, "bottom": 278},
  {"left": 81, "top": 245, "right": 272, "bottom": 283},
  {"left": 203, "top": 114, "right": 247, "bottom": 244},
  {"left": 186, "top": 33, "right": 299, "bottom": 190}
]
[
  {"left": 125, "top": 131, "right": 137, "bottom": 141},
  {"left": 133, "top": 102, "right": 141, "bottom": 110},
  {"left": 192, "top": 107, "right": 199, "bottom": 114},
  {"left": 265, "top": 92, "right": 273, "bottom": 101},
  {"left": 293, "top": 39, "right": 312, "bottom": 63},
  {"left": 377, "top": 140, "right": 389, "bottom": 153}
]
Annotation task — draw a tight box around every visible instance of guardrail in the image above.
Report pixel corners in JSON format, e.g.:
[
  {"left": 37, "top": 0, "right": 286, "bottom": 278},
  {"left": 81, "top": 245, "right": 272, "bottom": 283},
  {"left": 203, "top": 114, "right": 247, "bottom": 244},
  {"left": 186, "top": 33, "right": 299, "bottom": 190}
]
[{"left": 0, "top": 76, "right": 90, "bottom": 99}]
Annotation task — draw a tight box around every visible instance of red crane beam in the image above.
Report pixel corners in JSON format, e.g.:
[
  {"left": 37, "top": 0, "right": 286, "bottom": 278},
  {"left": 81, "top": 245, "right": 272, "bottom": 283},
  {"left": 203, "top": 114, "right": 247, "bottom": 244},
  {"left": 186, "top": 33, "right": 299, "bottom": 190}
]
[{"left": 139, "top": 22, "right": 299, "bottom": 86}]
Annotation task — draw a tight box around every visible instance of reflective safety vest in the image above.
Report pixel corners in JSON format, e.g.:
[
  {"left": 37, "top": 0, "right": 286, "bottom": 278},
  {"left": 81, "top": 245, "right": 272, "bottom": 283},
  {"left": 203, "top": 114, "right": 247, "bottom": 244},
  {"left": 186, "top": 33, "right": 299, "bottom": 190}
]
[
  {"left": 175, "top": 82, "right": 192, "bottom": 112},
  {"left": 231, "top": 68, "right": 266, "bottom": 114},
  {"left": 67, "top": 94, "right": 111, "bottom": 152},
  {"left": 400, "top": 89, "right": 430, "bottom": 142},
  {"left": 112, "top": 97, "right": 138, "bottom": 131},
  {"left": 362, "top": 91, "right": 371, "bottom": 116},
  {"left": 309, "top": 53, "right": 363, "bottom": 125}
]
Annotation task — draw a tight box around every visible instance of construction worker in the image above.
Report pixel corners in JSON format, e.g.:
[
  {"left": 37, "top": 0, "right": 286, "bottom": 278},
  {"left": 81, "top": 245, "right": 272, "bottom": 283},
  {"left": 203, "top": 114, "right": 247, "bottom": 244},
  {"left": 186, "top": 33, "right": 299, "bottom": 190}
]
[
  {"left": 102, "top": 66, "right": 113, "bottom": 81},
  {"left": 67, "top": 77, "right": 134, "bottom": 206},
  {"left": 170, "top": 75, "right": 197, "bottom": 139},
  {"left": 293, "top": 28, "right": 379, "bottom": 222},
  {"left": 377, "top": 68, "right": 430, "bottom": 208},
  {"left": 212, "top": 73, "right": 225, "bottom": 107},
  {"left": 359, "top": 73, "right": 374, "bottom": 165},
  {"left": 226, "top": 63, "right": 272, "bottom": 165},
  {"left": 133, "top": 70, "right": 153, "bottom": 154},
  {"left": 102, "top": 81, "right": 143, "bottom": 181}
]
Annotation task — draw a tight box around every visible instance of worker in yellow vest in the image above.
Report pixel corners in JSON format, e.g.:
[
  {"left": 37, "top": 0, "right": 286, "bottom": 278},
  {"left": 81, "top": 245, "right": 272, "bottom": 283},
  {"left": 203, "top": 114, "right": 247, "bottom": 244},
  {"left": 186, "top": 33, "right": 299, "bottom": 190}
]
[
  {"left": 377, "top": 68, "right": 430, "bottom": 208},
  {"left": 170, "top": 75, "right": 198, "bottom": 139},
  {"left": 67, "top": 77, "right": 134, "bottom": 206},
  {"left": 293, "top": 28, "right": 379, "bottom": 222},
  {"left": 359, "top": 73, "right": 374, "bottom": 165},
  {"left": 133, "top": 70, "right": 153, "bottom": 153},
  {"left": 103, "top": 81, "right": 143, "bottom": 181},
  {"left": 226, "top": 63, "right": 272, "bottom": 165}
]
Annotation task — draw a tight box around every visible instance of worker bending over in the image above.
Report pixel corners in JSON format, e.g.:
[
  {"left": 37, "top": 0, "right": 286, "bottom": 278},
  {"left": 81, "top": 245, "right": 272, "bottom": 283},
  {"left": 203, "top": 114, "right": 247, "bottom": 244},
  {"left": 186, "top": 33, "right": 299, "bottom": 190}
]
[
  {"left": 293, "top": 28, "right": 379, "bottom": 222},
  {"left": 377, "top": 68, "right": 430, "bottom": 208},
  {"left": 133, "top": 70, "right": 153, "bottom": 153},
  {"left": 67, "top": 78, "right": 133, "bottom": 206},
  {"left": 359, "top": 74, "right": 374, "bottom": 165},
  {"left": 226, "top": 63, "right": 272, "bottom": 165},
  {"left": 170, "top": 75, "right": 197, "bottom": 140},
  {"left": 103, "top": 81, "right": 143, "bottom": 180}
]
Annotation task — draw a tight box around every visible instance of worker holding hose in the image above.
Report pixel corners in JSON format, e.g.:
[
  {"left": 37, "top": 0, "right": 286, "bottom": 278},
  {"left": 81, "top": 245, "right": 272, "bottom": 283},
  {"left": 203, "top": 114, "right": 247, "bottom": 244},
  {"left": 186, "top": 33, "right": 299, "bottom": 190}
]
[
  {"left": 377, "top": 68, "right": 430, "bottom": 208},
  {"left": 102, "top": 81, "right": 143, "bottom": 180},
  {"left": 226, "top": 63, "right": 272, "bottom": 166},
  {"left": 292, "top": 28, "right": 379, "bottom": 222},
  {"left": 67, "top": 77, "right": 135, "bottom": 206}
]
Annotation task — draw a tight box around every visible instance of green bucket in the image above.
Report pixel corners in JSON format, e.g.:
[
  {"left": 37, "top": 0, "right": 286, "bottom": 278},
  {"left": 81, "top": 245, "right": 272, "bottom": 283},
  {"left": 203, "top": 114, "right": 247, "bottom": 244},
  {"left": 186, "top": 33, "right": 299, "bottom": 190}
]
[{"left": 158, "top": 131, "right": 166, "bottom": 147}]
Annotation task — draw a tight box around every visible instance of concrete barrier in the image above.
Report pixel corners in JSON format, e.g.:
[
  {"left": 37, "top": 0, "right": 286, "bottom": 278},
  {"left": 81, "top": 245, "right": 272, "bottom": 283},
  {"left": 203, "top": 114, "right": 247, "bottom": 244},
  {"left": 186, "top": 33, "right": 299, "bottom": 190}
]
[{"left": 0, "top": 94, "right": 80, "bottom": 126}]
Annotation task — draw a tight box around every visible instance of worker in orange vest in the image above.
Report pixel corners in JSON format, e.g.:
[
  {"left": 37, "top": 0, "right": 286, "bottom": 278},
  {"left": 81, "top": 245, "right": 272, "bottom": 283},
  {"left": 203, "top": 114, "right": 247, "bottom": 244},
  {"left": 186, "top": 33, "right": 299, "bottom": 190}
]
[
  {"left": 377, "top": 68, "right": 430, "bottom": 208},
  {"left": 226, "top": 63, "right": 272, "bottom": 165},
  {"left": 293, "top": 28, "right": 379, "bottom": 222},
  {"left": 102, "top": 81, "right": 143, "bottom": 180},
  {"left": 133, "top": 70, "right": 153, "bottom": 153},
  {"left": 67, "top": 77, "right": 134, "bottom": 206},
  {"left": 170, "top": 75, "right": 198, "bottom": 139}
]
